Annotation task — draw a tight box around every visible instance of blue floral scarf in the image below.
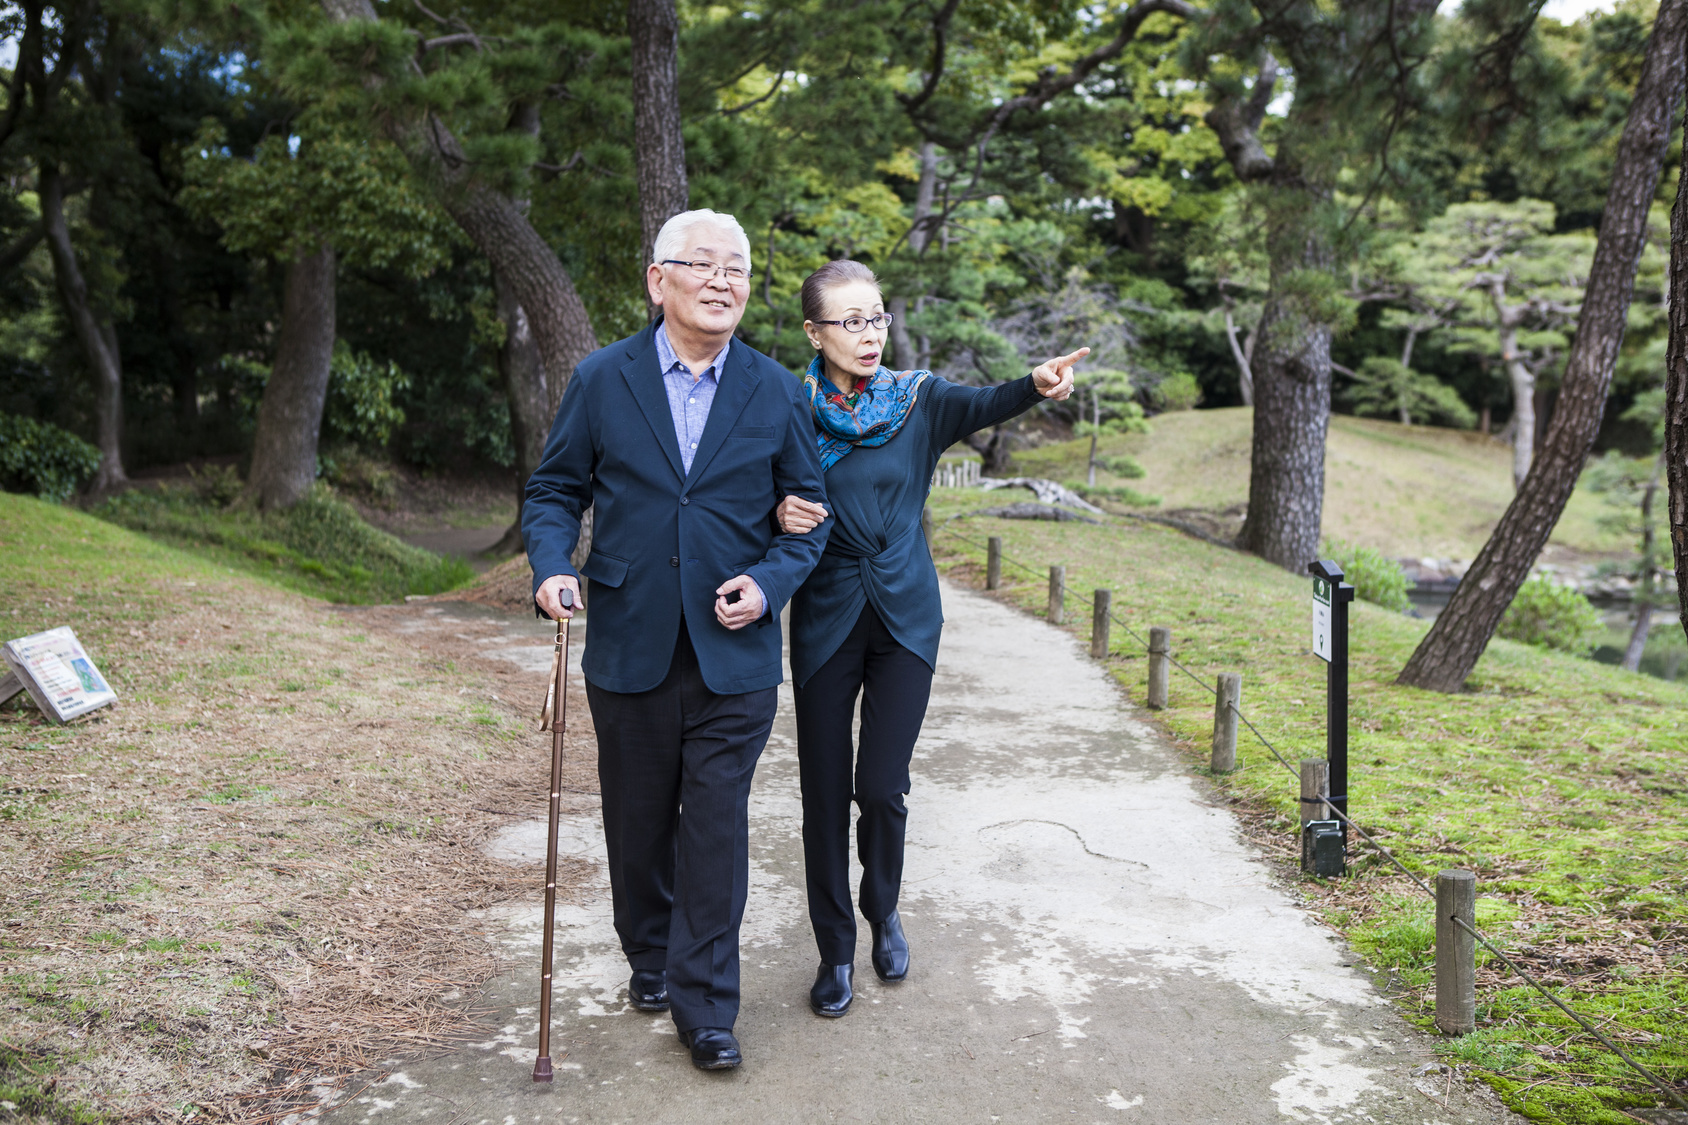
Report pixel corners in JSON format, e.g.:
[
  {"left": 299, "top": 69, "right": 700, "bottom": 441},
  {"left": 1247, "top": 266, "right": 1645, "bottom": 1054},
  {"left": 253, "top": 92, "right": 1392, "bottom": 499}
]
[{"left": 801, "top": 356, "right": 932, "bottom": 471}]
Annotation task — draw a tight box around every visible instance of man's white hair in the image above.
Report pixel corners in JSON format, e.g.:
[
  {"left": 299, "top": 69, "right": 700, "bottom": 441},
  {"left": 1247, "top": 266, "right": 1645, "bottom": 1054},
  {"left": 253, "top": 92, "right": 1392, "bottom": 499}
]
[{"left": 652, "top": 209, "right": 752, "bottom": 267}]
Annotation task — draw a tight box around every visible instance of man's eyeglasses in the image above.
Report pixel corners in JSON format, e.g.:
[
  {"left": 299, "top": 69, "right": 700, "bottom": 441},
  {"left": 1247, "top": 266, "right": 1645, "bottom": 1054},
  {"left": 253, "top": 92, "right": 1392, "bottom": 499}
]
[
  {"left": 662, "top": 259, "right": 752, "bottom": 283},
  {"left": 812, "top": 313, "right": 895, "bottom": 333}
]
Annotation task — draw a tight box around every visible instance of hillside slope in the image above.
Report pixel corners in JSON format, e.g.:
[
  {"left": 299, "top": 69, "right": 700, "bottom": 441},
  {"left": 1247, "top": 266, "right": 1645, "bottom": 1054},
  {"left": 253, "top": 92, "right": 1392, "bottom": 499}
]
[{"left": 1011, "top": 408, "right": 1624, "bottom": 561}]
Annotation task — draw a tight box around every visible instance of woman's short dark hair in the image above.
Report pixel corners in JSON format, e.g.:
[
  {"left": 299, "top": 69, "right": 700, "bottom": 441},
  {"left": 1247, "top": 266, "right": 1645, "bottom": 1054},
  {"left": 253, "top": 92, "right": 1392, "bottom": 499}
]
[{"left": 801, "top": 260, "right": 880, "bottom": 324}]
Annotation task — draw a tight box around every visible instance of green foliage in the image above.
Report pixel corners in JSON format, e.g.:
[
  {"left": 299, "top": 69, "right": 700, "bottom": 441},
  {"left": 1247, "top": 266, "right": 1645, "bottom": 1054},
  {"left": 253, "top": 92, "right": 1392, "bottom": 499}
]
[
  {"left": 1324, "top": 539, "right": 1412, "bottom": 613},
  {"left": 1153, "top": 372, "right": 1202, "bottom": 412},
  {"left": 1101, "top": 455, "right": 1145, "bottom": 479},
  {"left": 1345, "top": 357, "right": 1477, "bottom": 429},
  {"left": 1063, "top": 481, "right": 1161, "bottom": 507},
  {"left": 92, "top": 484, "right": 471, "bottom": 604},
  {"left": 324, "top": 342, "right": 410, "bottom": 449},
  {"left": 1498, "top": 575, "right": 1604, "bottom": 654},
  {"left": 180, "top": 123, "right": 458, "bottom": 274},
  {"left": 0, "top": 413, "right": 101, "bottom": 502}
]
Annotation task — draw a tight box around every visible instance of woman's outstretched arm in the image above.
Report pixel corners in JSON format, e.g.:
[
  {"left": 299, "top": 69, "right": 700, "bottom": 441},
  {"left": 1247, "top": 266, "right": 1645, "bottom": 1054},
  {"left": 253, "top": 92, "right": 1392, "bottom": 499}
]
[{"left": 926, "top": 348, "right": 1086, "bottom": 450}]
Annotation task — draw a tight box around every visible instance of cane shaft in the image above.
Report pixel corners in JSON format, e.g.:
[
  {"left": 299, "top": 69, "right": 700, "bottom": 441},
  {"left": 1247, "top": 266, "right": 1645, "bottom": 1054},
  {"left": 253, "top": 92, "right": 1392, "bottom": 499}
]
[{"left": 533, "top": 616, "right": 570, "bottom": 1083}]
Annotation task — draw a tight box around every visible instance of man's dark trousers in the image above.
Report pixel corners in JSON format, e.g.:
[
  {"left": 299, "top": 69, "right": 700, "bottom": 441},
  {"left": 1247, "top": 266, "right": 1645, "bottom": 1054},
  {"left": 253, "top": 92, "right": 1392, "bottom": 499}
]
[{"left": 586, "top": 627, "right": 776, "bottom": 1032}]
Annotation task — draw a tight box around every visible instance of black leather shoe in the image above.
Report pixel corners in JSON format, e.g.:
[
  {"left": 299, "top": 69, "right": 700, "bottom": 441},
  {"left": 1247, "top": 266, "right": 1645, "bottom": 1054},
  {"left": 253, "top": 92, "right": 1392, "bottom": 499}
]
[
  {"left": 677, "top": 1026, "right": 742, "bottom": 1070},
  {"left": 871, "top": 910, "right": 909, "bottom": 982},
  {"left": 628, "top": 970, "right": 669, "bottom": 1012},
  {"left": 809, "top": 963, "right": 854, "bottom": 1018}
]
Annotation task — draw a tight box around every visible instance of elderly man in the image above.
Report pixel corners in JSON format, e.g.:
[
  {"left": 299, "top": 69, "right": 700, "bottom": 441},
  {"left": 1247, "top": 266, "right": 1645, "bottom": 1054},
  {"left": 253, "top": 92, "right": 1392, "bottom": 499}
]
[{"left": 522, "top": 209, "right": 829, "bottom": 1070}]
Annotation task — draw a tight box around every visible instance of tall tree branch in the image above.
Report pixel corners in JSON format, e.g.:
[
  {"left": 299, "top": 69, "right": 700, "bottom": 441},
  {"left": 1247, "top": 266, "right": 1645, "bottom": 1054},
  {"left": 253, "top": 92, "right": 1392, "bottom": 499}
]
[
  {"left": 898, "top": 0, "right": 963, "bottom": 115},
  {"left": 1204, "top": 53, "right": 1279, "bottom": 182}
]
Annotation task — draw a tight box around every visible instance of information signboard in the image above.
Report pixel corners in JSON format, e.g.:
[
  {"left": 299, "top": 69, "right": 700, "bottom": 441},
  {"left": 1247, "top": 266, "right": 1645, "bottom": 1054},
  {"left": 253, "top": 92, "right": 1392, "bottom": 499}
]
[
  {"left": 1, "top": 627, "right": 117, "bottom": 722},
  {"left": 1312, "top": 574, "right": 1333, "bottom": 663}
]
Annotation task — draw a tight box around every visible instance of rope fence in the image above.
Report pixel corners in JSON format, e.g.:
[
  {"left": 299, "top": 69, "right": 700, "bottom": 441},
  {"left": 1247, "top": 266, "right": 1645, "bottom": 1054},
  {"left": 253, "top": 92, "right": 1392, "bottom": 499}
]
[{"left": 927, "top": 513, "right": 1688, "bottom": 1114}]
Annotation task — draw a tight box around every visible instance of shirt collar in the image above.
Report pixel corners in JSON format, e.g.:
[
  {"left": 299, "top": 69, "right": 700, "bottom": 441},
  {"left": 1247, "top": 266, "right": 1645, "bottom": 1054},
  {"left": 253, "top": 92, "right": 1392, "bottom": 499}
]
[{"left": 655, "top": 321, "right": 732, "bottom": 382}]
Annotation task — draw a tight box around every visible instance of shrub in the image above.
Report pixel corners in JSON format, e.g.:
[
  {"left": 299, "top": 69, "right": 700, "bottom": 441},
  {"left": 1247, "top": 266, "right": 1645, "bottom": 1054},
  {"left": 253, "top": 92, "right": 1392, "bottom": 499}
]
[
  {"left": 1324, "top": 539, "right": 1411, "bottom": 613},
  {"left": 1154, "top": 371, "right": 1202, "bottom": 411},
  {"left": 1064, "top": 480, "right": 1160, "bottom": 507},
  {"left": 1498, "top": 574, "right": 1603, "bottom": 654},
  {"left": 0, "top": 414, "right": 100, "bottom": 502},
  {"left": 93, "top": 483, "right": 471, "bottom": 603},
  {"left": 1100, "top": 454, "right": 1146, "bottom": 479}
]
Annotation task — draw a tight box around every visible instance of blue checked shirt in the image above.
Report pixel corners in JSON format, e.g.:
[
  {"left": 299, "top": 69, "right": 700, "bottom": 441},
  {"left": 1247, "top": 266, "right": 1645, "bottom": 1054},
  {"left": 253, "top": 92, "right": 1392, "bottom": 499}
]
[
  {"left": 654, "top": 323, "right": 766, "bottom": 617},
  {"left": 655, "top": 322, "right": 731, "bottom": 475}
]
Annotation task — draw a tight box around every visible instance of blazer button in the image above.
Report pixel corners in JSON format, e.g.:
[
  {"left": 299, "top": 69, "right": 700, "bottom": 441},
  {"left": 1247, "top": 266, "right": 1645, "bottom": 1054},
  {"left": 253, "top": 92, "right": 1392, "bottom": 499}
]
[
  {"left": 680, "top": 497, "right": 690, "bottom": 506},
  {"left": 670, "top": 557, "right": 679, "bottom": 567}
]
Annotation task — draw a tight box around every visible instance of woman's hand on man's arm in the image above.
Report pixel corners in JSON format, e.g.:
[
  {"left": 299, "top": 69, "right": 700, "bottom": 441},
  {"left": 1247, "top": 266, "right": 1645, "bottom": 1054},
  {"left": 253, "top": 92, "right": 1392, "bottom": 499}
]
[
  {"left": 777, "top": 495, "right": 829, "bottom": 534},
  {"left": 1032, "top": 347, "right": 1089, "bottom": 400}
]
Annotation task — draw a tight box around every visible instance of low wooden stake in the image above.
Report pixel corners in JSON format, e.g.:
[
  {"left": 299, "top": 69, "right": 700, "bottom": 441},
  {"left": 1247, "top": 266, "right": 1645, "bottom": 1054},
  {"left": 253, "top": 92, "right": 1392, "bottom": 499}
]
[
  {"left": 1211, "top": 673, "right": 1241, "bottom": 771},
  {"left": 1299, "top": 759, "right": 1330, "bottom": 874},
  {"left": 1048, "top": 566, "right": 1065, "bottom": 624},
  {"left": 1091, "top": 590, "right": 1112, "bottom": 659},
  {"left": 986, "top": 537, "right": 1002, "bottom": 590},
  {"left": 1435, "top": 869, "right": 1477, "bottom": 1036},
  {"left": 1146, "top": 627, "right": 1170, "bottom": 709}
]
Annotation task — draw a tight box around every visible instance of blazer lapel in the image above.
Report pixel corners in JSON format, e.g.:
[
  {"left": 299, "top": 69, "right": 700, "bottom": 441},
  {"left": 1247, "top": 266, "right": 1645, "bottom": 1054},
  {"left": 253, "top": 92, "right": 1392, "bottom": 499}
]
[
  {"left": 619, "top": 326, "right": 687, "bottom": 484},
  {"left": 682, "top": 341, "right": 761, "bottom": 491}
]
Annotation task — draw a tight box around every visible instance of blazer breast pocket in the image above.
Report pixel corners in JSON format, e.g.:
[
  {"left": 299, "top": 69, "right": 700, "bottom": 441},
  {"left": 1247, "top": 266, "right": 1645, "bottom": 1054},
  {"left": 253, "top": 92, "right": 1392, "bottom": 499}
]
[{"left": 734, "top": 425, "right": 776, "bottom": 439}]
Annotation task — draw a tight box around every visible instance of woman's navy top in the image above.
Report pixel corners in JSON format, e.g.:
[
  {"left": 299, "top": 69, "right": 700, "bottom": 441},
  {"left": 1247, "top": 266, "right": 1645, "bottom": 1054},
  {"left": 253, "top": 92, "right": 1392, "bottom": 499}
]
[{"left": 789, "top": 373, "right": 1043, "bottom": 687}]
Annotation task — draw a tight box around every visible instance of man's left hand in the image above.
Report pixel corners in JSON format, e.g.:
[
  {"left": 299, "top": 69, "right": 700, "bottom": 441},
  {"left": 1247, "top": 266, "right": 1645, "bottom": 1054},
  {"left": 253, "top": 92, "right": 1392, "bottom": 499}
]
[
  {"left": 715, "top": 574, "right": 764, "bottom": 631},
  {"left": 1032, "top": 347, "right": 1089, "bottom": 400}
]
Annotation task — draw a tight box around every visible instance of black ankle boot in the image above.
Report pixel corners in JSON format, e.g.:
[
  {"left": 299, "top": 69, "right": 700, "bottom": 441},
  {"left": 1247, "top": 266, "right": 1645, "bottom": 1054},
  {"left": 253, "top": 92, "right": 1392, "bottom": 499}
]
[
  {"left": 870, "top": 910, "right": 909, "bottom": 982},
  {"left": 809, "top": 962, "right": 854, "bottom": 1017}
]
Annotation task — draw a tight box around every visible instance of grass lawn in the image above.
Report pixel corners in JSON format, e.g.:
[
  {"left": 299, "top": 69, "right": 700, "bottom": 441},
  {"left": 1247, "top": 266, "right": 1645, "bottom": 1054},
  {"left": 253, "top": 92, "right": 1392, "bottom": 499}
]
[
  {"left": 0, "top": 493, "right": 592, "bottom": 1120},
  {"left": 1008, "top": 408, "right": 1626, "bottom": 560},
  {"left": 926, "top": 485, "right": 1688, "bottom": 1125}
]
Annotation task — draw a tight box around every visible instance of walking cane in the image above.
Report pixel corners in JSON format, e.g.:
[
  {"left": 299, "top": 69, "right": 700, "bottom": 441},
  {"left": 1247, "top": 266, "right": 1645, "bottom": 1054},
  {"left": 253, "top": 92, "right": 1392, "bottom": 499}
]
[{"left": 532, "top": 586, "right": 574, "bottom": 1084}]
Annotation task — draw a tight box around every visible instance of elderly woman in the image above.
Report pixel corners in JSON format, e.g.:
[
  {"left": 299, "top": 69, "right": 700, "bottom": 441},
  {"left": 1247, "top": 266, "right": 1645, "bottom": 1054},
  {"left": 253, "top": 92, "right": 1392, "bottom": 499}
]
[{"left": 777, "top": 259, "right": 1084, "bottom": 1018}]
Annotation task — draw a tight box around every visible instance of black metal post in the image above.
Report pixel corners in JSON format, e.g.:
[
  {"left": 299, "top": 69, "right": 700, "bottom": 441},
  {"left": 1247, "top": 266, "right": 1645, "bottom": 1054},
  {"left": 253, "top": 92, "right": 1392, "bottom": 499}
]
[{"left": 1308, "top": 560, "right": 1355, "bottom": 862}]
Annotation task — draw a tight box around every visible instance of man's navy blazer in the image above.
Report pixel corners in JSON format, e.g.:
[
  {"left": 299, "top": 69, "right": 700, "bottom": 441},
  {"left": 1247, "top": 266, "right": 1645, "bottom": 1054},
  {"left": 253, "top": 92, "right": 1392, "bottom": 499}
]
[{"left": 522, "top": 318, "right": 830, "bottom": 696}]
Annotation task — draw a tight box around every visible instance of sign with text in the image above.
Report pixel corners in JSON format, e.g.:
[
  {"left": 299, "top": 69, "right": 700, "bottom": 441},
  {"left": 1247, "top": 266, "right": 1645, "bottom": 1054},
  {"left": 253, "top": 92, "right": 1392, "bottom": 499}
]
[
  {"left": 1312, "top": 575, "right": 1333, "bottom": 663},
  {"left": 2, "top": 627, "right": 117, "bottom": 722}
]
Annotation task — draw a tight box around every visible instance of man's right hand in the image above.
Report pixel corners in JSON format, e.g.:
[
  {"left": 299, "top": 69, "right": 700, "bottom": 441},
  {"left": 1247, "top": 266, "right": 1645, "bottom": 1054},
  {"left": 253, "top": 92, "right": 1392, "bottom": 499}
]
[
  {"left": 776, "top": 495, "right": 828, "bottom": 534},
  {"left": 537, "top": 574, "right": 583, "bottom": 620}
]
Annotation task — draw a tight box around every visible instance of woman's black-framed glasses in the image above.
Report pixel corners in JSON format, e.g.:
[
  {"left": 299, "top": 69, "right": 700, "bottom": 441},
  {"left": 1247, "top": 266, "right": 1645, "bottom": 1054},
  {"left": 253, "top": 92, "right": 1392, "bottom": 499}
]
[
  {"left": 662, "top": 259, "right": 752, "bottom": 283},
  {"left": 813, "top": 313, "right": 895, "bottom": 333}
]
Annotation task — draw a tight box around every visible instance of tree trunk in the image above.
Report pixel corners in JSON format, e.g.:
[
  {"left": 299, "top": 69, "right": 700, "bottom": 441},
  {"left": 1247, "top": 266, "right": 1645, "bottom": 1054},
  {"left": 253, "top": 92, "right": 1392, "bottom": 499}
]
[
  {"left": 1236, "top": 217, "right": 1333, "bottom": 570},
  {"left": 1399, "top": 0, "right": 1687, "bottom": 692},
  {"left": 629, "top": 0, "right": 689, "bottom": 281},
  {"left": 889, "top": 142, "right": 939, "bottom": 370},
  {"left": 246, "top": 244, "right": 336, "bottom": 510},
  {"left": 38, "top": 165, "right": 127, "bottom": 495},
  {"left": 490, "top": 266, "right": 551, "bottom": 555},
  {"left": 321, "top": 0, "right": 597, "bottom": 410},
  {"left": 1503, "top": 353, "right": 1535, "bottom": 488},
  {"left": 964, "top": 428, "right": 1013, "bottom": 475},
  {"left": 1222, "top": 297, "right": 1254, "bottom": 405},
  {"left": 1669, "top": 87, "right": 1688, "bottom": 648}
]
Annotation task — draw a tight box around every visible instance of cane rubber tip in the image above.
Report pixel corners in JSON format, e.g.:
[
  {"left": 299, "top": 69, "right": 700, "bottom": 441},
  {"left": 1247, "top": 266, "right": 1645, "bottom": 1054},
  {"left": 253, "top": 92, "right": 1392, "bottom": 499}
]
[{"left": 532, "top": 1056, "right": 553, "bottom": 1082}]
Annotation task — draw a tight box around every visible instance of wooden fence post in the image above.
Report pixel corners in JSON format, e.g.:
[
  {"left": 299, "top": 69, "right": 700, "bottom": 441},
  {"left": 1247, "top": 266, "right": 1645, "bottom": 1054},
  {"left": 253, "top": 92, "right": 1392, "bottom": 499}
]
[
  {"left": 1091, "top": 590, "right": 1111, "bottom": 659},
  {"left": 1299, "top": 759, "right": 1329, "bottom": 874},
  {"left": 1047, "top": 566, "right": 1065, "bottom": 624},
  {"left": 1435, "top": 869, "right": 1477, "bottom": 1036},
  {"left": 986, "top": 537, "right": 1002, "bottom": 590},
  {"left": 1146, "top": 627, "right": 1170, "bottom": 709},
  {"left": 1211, "top": 673, "right": 1241, "bottom": 771}
]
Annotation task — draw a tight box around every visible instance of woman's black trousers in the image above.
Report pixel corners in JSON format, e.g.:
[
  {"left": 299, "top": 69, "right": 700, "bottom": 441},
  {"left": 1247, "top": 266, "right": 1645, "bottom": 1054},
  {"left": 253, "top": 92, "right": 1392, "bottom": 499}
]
[{"left": 793, "top": 603, "right": 934, "bottom": 966}]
